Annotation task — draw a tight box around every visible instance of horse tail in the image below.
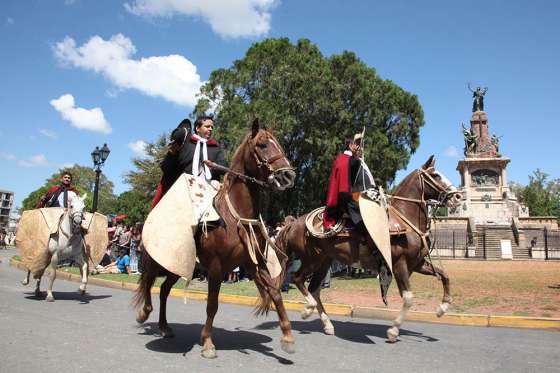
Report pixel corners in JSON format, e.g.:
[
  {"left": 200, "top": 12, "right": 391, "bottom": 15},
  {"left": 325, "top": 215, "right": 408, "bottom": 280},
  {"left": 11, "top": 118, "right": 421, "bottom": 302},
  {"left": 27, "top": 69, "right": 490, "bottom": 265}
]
[
  {"left": 253, "top": 268, "right": 279, "bottom": 316},
  {"left": 132, "top": 248, "right": 159, "bottom": 309}
]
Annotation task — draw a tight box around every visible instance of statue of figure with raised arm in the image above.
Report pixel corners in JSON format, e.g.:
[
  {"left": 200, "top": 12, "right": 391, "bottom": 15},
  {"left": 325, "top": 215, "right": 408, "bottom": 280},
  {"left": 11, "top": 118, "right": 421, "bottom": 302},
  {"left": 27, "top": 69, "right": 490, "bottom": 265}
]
[
  {"left": 468, "top": 83, "right": 488, "bottom": 112},
  {"left": 461, "top": 122, "right": 478, "bottom": 156}
]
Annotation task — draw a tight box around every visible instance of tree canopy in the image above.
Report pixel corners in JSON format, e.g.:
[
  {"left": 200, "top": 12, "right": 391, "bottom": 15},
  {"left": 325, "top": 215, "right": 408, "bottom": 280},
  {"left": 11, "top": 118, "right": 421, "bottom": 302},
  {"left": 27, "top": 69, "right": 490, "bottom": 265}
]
[
  {"left": 21, "top": 165, "right": 117, "bottom": 214},
  {"left": 194, "top": 38, "right": 424, "bottom": 220},
  {"left": 512, "top": 169, "right": 559, "bottom": 217}
]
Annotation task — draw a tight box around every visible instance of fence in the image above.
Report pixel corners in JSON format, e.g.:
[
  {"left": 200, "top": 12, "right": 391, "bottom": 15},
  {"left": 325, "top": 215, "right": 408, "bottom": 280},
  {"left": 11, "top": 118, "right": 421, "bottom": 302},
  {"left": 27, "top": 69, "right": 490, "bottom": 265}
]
[
  {"left": 526, "top": 228, "right": 560, "bottom": 260},
  {"left": 431, "top": 229, "right": 472, "bottom": 258},
  {"left": 432, "top": 227, "right": 560, "bottom": 260}
]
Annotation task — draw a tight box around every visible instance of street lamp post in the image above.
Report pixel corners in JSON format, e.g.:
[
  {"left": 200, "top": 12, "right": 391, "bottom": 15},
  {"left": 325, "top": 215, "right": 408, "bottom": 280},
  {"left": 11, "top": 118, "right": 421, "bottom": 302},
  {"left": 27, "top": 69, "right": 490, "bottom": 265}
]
[{"left": 91, "top": 143, "right": 110, "bottom": 213}]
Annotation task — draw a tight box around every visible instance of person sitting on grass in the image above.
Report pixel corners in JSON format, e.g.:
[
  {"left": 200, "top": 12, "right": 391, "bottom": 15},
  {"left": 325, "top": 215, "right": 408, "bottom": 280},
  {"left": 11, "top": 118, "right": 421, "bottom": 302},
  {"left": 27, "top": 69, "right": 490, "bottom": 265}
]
[{"left": 97, "top": 249, "right": 131, "bottom": 275}]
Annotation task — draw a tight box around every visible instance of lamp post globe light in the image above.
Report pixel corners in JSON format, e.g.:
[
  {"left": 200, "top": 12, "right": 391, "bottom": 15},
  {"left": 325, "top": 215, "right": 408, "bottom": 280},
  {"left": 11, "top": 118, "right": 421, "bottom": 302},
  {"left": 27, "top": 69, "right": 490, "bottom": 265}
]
[{"left": 91, "top": 143, "right": 110, "bottom": 213}]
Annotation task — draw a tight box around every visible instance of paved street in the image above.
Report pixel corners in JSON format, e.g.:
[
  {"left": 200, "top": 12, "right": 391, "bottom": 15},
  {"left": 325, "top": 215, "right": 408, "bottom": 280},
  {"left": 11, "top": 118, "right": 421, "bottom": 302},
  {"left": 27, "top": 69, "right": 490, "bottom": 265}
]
[{"left": 0, "top": 248, "right": 558, "bottom": 373}]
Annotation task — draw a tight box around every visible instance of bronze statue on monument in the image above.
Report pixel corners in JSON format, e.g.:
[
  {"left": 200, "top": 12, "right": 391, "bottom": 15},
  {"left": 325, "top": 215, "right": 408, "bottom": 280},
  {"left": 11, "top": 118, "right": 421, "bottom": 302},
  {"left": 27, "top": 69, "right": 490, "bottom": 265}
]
[
  {"left": 468, "top": 83, "right": 488, "bottom": 112},
  {"left": 461, "top": 122, "right": 478, "bottom": 156}
]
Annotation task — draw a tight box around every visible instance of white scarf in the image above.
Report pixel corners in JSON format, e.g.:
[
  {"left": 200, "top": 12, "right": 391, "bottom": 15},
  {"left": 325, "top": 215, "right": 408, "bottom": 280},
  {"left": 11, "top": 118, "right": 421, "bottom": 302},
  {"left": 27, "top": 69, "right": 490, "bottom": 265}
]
[{"left": 192, "top": 134, "right": 212, "bottom": 180}]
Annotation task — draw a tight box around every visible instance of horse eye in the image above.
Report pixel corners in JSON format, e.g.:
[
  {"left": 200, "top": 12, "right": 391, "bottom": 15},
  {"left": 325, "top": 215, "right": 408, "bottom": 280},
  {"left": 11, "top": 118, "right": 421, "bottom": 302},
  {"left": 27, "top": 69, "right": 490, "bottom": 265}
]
[{"left": 257, "top": 143, "right": 268, "bottom": 149}]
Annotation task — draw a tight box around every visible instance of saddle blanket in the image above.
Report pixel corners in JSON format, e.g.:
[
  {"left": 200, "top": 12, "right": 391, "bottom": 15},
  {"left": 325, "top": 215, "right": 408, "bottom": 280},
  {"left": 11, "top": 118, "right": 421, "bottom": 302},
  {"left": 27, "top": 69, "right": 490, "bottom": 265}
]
[{"left": 184, "top": 174, "right": 220, "bottom": 223}]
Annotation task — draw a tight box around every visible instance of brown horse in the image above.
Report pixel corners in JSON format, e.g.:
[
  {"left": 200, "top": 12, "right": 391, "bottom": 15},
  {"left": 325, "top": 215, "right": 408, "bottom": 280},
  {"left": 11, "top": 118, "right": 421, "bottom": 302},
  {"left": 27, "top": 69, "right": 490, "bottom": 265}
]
[
  {"left": 134, "top": 119, "right": 297, "bottom": 358},
  {"left": 275, "top": 156, "right": 461, "bottom": 341}
]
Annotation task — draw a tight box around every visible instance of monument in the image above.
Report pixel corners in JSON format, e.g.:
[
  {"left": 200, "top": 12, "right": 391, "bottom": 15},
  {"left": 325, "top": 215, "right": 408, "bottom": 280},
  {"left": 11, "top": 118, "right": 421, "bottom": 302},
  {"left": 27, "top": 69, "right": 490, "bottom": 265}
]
[
  {"left": 449, "top": 86, "right": 527, "bottom": 224},
  {"left": 434, "top": 86, "right": 558, "bottom": 259}
]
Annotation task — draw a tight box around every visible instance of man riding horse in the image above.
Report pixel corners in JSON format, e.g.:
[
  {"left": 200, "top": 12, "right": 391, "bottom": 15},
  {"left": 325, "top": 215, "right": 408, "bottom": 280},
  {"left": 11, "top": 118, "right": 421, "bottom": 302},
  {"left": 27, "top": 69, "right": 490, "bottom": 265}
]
[
  {"left": 151, "top": 114, "right": 227, "bottom": 207},
  {"left": 323, "top": 133, "right": 375, "bottom": 232},
  {"left": 37, "top": 172, "right": 80, "bottom": 208}
]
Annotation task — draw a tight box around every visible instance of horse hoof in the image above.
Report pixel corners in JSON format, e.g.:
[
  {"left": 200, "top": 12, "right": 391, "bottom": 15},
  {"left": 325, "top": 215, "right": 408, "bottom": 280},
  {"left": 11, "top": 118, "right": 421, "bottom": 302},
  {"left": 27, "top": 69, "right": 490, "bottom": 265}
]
[
  {"left": 201, "top": 347, "right": 217, "bottom": 359},
  {"left": 281, "top": 338, "right": 296, "bottom": 354},
  {"left": 34, "top": 290, "right": 42, "bottom": 298},
  {"left": 46, "top": 295, "right": 55, "bottom": 302},
  {"left": 324, "top": 327, "right": 335, "bottom": 335},
  {"left": 136, "top": 309, "right": 150, "bottom": 324},
  {"left": 387, "top": 326, "right": 399, "bottom": 343},
  {"left": 436, "top": 303, "right": 449, "bottom": 318},
  {"left": 301, "top": 309, "right": 313, "bottom": 320},
  {"left": 160, "top": 327, "right": 175, "bottom": 338},
  {"left": 78, "top": 289, "right": 86, "bottom": 295},
  {"left": 21, "top": 280, "right": 29, "bottom": 286}
]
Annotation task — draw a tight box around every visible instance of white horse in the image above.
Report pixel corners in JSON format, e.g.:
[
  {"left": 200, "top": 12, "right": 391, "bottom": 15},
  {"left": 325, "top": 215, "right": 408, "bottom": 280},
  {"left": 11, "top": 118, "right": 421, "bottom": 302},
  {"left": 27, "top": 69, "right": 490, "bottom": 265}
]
[{"left": 22, "top": 194, "right": 88, "bottom": 302}]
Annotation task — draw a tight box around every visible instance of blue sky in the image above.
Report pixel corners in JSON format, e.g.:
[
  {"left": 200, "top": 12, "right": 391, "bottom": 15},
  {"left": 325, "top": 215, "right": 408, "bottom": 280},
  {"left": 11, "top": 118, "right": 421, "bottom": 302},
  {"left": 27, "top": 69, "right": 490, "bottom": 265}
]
[{"left": 1, "top": 0, "right": 559, "bottom": 209}]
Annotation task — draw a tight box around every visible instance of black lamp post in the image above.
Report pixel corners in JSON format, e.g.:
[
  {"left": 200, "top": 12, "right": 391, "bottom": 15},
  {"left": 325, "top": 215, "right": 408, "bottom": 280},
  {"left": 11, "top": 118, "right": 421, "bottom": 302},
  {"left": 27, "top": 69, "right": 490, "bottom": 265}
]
[{"left": 91, "top": 143, "right": 110, "bottom": 213}]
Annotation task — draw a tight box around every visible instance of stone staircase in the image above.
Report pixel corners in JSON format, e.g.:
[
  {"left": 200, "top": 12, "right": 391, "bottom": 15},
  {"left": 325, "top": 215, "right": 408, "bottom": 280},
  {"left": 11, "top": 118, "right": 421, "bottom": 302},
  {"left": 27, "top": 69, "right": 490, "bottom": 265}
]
[{"left": 475, "top": 225, "right": 527, "bottom": 259}]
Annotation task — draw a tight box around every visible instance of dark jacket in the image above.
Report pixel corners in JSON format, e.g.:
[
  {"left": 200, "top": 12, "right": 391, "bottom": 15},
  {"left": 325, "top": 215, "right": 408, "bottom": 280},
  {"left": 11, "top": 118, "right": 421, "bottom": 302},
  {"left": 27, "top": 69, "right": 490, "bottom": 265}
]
[
  {"left": 37, "top": 185, "right": 79, "bottom": 208},
  {"left": 159, "top": 135, "right": 226, "bottom": 195}
]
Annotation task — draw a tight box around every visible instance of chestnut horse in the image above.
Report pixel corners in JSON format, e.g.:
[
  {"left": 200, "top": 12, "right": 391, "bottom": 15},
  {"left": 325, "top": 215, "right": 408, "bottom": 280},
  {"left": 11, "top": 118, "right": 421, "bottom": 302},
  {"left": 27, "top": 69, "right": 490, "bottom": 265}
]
[
  {"left": 134, "top": 119, "right": 297, "bottom": 358},
  {"left": 275, "top": 156, "right": 461, "bottom": 342}
]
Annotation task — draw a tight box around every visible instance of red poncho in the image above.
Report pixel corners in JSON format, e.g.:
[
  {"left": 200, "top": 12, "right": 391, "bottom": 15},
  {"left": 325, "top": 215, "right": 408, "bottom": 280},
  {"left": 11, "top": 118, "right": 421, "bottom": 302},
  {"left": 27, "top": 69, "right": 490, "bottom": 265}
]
[{"left": 323, "top": 152, "right": 352, "bottom": 229}]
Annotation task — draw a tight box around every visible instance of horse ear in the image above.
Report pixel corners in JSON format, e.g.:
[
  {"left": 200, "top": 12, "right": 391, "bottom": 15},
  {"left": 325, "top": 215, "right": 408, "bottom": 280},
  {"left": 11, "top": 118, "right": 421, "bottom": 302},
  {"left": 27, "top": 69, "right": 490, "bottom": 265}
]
[
  {"left": 422, "top": 155, "right": 435, "bottom": 169},
  {"left": 251, "top": 118, "right": 260, "bottom": 138}
]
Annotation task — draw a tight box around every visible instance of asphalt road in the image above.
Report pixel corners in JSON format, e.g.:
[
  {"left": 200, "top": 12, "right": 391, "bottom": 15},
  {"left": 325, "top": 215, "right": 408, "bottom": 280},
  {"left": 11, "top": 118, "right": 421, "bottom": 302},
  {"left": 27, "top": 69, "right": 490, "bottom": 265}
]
[{"left": 0, "top": 248, "right": 558, "bottom": 373}]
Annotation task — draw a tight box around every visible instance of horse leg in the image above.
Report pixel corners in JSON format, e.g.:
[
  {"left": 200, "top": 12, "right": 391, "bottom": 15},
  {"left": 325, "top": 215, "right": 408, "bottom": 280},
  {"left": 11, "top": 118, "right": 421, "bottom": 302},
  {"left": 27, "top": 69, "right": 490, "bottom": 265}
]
[
  {"left": 46, "top": 253, "right": 59, "bottom": 302},
  {"left": 293, "top": 266, "right": 317, "bottom": 320},
  {"left": 34, "top": 277, "right": 42, "bottom": 297},
  {"left": 200, "top": 261, "right": 222, "bottom": 359},
  {"left": 308, "top": 261, "right": 335, "bottom": 335},
  {"left": 255, "top": 269, "right": 296, "bottom": 354},
  {"left": 387, "top": 258, "right": 413, "bottom": 343},
  {"left": 21, "top": 270, "right": 30, "bottom": 286},
  {"left": 135, "top": 256, "right": 158, "bottom": 324},
  {"left": 415, "top": 261, "right": 452, "bottom": 317},
  {"left": 78, "top": 255, "right": 88, "bottom": 295},
  {"left": 158, "top": 273, "right": 180, "bottom": 338}
]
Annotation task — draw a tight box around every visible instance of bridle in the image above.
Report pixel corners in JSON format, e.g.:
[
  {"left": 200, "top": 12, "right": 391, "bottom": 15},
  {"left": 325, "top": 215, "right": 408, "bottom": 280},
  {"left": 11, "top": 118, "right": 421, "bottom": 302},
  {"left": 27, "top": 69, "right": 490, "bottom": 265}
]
[
  {"left": 59, "top": 208, "right": 84, "bottom": 238},
  {"left": 251, "top": 136, "right": 295, "bottom": 177},
  {"left": 389, "top": 167, "right": 456, "bottom": 211},
  {"left": 211, "top": 133, "right": 295, "bottom": 189},
  {"left": 387, "top": 167, "right": 457, "bottom": 276}
]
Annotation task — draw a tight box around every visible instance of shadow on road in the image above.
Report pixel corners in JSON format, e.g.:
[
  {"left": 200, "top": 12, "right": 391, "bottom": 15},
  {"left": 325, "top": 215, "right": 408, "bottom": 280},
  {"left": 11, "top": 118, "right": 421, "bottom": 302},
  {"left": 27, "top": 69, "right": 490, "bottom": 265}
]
[
  {"left": 23, "top": 291, "right": 112, "bottom": 304},
  {"left": 140, "top": 322, "right": 294, "bottom": 365},
  {"left": 255, "top": 319, "right": 439, "bottom": 344}
]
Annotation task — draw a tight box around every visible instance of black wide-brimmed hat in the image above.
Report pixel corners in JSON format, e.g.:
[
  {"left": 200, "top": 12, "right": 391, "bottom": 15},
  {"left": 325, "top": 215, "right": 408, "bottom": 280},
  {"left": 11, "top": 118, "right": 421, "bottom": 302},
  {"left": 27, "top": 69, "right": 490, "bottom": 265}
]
[{"left": 170, "top": 118, "right": 191, "bottom": 144}]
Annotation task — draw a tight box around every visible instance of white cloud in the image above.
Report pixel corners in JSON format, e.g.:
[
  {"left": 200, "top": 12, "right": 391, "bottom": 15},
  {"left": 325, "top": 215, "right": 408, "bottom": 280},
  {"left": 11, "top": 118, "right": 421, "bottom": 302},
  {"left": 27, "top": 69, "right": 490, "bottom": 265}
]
[
  {"left": 128, "top": 140, "right": 148, "bottom": 157},
  {"left": 0, "top": 152, "right": 16, "bottom": 161},
  {"left": 53, "top": 34, "right": 203, "bottom": 107},
  {"left": 39, "top": 128, "right": 58, "bottom": 139},
  {"left": 50, "top": 94, "right": 112, "bottom": 134},
  {"left": 5, "top": 17, "right": 14, "bottom": 25},
  {"left": 124, "top": 0, "right": 276, "bottom": 39},
  {"left": 17, "top": 154, "right": 49, "bottom": 168},
  {"left": 444, "top": 145, "right": 459, "bottom": 157}
]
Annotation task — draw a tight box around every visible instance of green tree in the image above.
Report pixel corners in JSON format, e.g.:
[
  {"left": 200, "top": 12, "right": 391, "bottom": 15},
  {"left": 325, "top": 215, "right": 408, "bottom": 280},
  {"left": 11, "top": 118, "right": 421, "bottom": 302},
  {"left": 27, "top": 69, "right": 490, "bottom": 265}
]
[
  {"left": 123, "top": 134, "right": 167, "bottom": 199},
  {"left": 195, "top": 38, "right": 424, "bottom": 220},
  {"left": 514, "top": 169, "right": 560, "bottom": 217},
  {"left": 21, "top": 165, "right": 117, "bottom": 214},
  {"left": 112, "top": 190, "right": 151, "bottom": 226}
]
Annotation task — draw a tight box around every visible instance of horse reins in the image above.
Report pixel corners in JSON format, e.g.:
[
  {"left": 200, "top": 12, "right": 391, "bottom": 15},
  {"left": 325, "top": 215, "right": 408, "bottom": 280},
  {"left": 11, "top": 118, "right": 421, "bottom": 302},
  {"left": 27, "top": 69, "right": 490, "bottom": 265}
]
[{"left": 387, "top": 167, "right": 455, "bottom": 277}]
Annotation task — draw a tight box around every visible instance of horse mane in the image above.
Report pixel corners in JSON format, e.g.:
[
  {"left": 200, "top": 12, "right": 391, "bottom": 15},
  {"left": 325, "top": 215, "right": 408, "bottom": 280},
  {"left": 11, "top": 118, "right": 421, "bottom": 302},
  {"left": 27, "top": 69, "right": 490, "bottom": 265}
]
[
  {"left": 219, "top": 132, "right": 253, "bottom": 193},
  {"left": 391, "top": 169, "right": 419, "bottom": 199}
]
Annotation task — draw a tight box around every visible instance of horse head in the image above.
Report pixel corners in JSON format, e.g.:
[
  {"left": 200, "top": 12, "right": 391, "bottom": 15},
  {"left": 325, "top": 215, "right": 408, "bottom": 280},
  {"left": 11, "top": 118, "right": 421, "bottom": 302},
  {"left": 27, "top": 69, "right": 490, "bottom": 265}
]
[
  {"left": 243, "top": 118, "right": 296, "bottom": 191},
  {"left": 419, "top": 156, "right": 462, "bottom": 208},
  {"left": 69, "top": 193, "right": 86, "bottom": 234}
]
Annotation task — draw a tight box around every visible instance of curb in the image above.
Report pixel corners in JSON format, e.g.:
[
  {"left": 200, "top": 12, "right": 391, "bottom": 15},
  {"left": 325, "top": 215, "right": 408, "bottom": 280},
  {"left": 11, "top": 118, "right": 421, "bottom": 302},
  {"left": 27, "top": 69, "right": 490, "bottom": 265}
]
[{"left": 9, "top": 258, "right": 560, "bottom": 331}]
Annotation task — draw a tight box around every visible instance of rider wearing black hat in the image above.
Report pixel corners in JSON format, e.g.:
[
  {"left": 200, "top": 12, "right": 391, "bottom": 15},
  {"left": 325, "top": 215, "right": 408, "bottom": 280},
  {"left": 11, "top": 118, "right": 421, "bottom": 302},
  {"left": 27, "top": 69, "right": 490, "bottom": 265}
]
[{"left": 151, "top": 115, "right": 226, "bottom": 208}]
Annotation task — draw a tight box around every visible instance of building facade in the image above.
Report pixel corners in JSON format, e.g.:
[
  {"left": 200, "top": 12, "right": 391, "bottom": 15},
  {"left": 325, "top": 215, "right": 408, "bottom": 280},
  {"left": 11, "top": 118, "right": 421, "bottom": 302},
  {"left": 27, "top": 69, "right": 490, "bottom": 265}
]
[{"left": 0, "top": 189, "right": 14, "bottom": 231}]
